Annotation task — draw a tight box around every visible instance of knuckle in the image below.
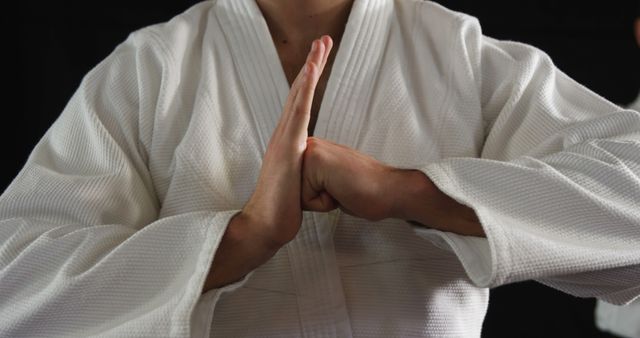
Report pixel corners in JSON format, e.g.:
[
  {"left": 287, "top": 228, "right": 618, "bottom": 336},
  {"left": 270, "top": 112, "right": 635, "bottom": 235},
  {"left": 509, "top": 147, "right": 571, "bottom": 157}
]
[
  {"left": 304, "top": 138, "right": 323, "bottom": 161},
  {"left": 305, "top": 137, "right": 320, "bottom": 151},
  {"left": 306, "top": 62, "right": 318, "bottom": 78},
  {"left": 293, "top": 106, "right": 307, "bottom": 116}
]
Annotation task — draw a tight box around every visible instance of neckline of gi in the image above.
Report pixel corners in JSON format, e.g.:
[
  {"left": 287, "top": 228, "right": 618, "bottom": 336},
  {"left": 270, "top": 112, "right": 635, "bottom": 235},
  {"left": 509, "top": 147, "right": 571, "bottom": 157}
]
[
  {"left": 213, "top": 1, "right": 393, "bottom": 336},
  {"left": 214, "top": 0, "right": 393, "bottom": 151}
]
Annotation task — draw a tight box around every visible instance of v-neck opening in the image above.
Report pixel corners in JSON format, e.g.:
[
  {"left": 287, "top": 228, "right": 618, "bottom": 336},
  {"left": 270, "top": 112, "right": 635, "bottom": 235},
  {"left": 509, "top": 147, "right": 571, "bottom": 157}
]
[
  {"left": 215, "top": 0, "right": 393, "bottom": 147},
  {"left": 245, "top": 0, "right": 359, "bottom": 138},
  {"left": 213, "top": 1, "right": 394, "bottom": 337}
]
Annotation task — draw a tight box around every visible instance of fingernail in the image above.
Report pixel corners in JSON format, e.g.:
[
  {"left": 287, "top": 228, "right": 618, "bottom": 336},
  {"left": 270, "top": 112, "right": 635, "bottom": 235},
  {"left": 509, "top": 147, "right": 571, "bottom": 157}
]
[
  {"left": 303, "top": 63, "right": 308, "bottom": 75},
  {"left": 311, "top": 40, "right": 317, "bottom": 52}
]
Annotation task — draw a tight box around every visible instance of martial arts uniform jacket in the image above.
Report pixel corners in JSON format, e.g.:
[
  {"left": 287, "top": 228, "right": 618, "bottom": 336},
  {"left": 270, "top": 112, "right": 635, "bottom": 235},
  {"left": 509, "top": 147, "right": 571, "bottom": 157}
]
[
  {"left": 595, "top": 93, "right": 640, "bottom": 338},
  {"left": 1, "top": 0, "right": 639, "bottom": 336}
]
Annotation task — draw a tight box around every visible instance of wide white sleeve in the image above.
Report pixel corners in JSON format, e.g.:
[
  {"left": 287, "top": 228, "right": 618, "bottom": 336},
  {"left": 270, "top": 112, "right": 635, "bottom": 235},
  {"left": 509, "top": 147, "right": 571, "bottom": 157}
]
[
  {"left": 0, "top": 30, "right": 249, "bottom": 337},
  {"left": 417, "top": 14, "right": 640, "bottom": 305},
  {"left": 595, "top": 299, "right": 640, "bottom": 338}
]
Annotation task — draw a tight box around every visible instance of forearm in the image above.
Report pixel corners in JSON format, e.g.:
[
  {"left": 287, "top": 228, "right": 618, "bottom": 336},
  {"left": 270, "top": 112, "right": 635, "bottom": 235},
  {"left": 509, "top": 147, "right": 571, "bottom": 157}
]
[
  {"left": 388, "top": 168, "right": 485, "bottom": 237},
  {"left": 202, "top": 37, "right": 334, "bottom": 293},
  {"left": 203, "top": 212, "right": 279, "bottom": 292}
]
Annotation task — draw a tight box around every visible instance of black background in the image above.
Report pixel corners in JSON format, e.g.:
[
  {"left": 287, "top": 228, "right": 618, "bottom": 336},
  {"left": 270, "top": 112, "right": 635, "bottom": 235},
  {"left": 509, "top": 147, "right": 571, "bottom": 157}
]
[{"left": 4, "top": 1, "right": 639, "bottom": 337}]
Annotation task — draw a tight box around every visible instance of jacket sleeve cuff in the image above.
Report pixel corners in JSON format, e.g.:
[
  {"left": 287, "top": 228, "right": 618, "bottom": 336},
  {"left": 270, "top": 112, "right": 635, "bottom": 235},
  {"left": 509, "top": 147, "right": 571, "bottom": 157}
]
[
  {"left": 191, "top": 270, "right": 254, "bottom": 338},
  {"left": 411, "top": 161, "right": 512, "bottom": 288},
  {"left": 412, "top": 226, "right": 492, "bottom": 287},
  {"left": 189, "top": 210, "right": 255, "bottom": 338}
]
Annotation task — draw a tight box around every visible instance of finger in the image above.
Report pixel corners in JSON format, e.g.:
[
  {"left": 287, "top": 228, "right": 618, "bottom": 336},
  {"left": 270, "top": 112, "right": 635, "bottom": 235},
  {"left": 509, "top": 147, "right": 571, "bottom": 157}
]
[
  {"left": 276, "top": 38, "right": 332, "bottom": 145},
  {"left": 306, "top": 37, "right": 328, "bottom": 70},
  {"left": 275, "top": 40, "right": 325, "bottom": 146},
  {"left": 316, "top": 35, "right": 333, "bottom": 76},
  {"left": 283, "top": 36, "right": 331, "bottom": 112},
  {"left": 302, "top": 191, "right": 338, "bottom": 212},
  {"left": 300, "top": 37, "right": 332, "bottom": 95},
  {"left": 287, "top": 39, "right": 325, "bottom": 112},
  {"left": 287, "top": 42, "right": 330, "bottom": 135},
  {"left": 300, "top": 37, "right": 332, "bottom": 108},
  {"left": 274, "top": 40, "right": 321, "bottom": 138},
  {"left": 283, "top": 39, "right": 323, "bottom": 112}
]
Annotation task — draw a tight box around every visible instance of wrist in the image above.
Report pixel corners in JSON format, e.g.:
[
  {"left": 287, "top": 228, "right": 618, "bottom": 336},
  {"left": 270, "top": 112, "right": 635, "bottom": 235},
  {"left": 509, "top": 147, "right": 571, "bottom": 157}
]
[
  {"left": 204, "top": 211, "right": 280, "bottom": 291},
  {"left": 232, "top": 210, "right": 285, "bottom": 253},
  {"left": 388, "top": 169, "right": 485, "bottom": 237},
  {"left": 241, "top": 195, "right": 302, "bottom": 248},
  {"left": 387, "top": 168, "right": 434, "bottom": 221}
]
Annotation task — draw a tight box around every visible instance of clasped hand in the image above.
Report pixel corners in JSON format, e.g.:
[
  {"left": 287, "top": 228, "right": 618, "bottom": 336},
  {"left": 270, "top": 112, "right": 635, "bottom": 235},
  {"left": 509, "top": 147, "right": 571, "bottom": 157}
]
[
  {"left": 205, "top": 36, "right": 482, "bottom": 290},
  {"left": 243, "top": 36, "right": 482, "bottom": 250}
]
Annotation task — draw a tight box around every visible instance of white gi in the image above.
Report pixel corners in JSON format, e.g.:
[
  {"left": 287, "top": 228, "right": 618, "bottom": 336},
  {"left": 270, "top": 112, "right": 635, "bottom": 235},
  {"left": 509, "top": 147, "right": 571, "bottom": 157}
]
[
  {"left": 595, "top": 92, "right": 640, "bottom": 338},
  {"left": 1, "top": 0, "right": 639, "bottom": 337}
]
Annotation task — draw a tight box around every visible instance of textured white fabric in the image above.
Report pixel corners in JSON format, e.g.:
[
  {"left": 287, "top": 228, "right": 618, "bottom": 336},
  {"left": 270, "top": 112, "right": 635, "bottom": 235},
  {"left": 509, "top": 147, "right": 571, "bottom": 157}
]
[
  {"left": 1, "top": 0, "right": 640, "bottom": 337},
  {"left": 594, "top": 92, "right": 640, "bottom": 338},
  {"left": 631, "top": 92, "right": 640, "bottom": 113},
  {"left": 596, "top": 300, "right": 640, "bottom": 338}
]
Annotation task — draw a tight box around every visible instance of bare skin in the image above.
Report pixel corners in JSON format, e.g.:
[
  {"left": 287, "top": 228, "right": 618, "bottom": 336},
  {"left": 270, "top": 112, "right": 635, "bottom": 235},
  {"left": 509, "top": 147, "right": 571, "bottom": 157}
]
[
  {"left": 635, "top": 18, "right": 640, "bottom": 47},
  {"left": 204, "top": 37, "right": 334, "bottom": 290},
  {"left": 257, "top": 0, "right": 353, "bottom": 135},
  {"left": 203, "top": 1, "right": 483, "bottom": 291}
]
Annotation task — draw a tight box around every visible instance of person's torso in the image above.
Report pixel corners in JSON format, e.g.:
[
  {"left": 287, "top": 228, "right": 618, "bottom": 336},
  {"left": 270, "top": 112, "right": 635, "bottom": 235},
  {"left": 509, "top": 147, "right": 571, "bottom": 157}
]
[{"left": 142, "top": 0, "right": 488, "bottom": 336}]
